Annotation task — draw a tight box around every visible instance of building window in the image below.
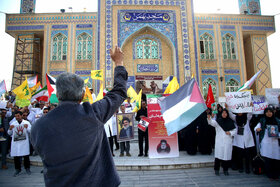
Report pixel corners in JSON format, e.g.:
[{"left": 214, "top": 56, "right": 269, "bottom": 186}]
[
  {"left": 136, "top": 39, "right": 159, "bottom": 59},
  {"left": 222, "top": 34, "right": 236, "bottom": 60},
  {"left": 200, "top": 33, "right": 214, "bottom": 60},
  {"left": 225, "top": 79, "right": 239, "bottom": 92},
  {"left": 52, "top": 33, "right": 67, "bottom": 61},
  {"left": 76, "top": 33, "right": 92, "bottom": 60},
  {"left": 202, "top": 78, "right": 217, "bottom": 100}
]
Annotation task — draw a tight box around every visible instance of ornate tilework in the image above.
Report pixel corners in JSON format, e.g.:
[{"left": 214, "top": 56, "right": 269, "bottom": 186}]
[
  {"left": 76, "top": 24, "right": 93, "bottom": 28},
  {"left": 252, "top": 36, "right": 271, "bottom": 95},
  {"left": 75, "top": 70, "right": 91, "bottom": 75},
  {"left": 51, "top": 30, "right": 68, "bottom": 40},
  {"left": 101, "top": 0, "right": 191, "bottom": 87},
  {"left": 198, "top": 24, "right": 213, "bottom": 29},
  {"left": 50, "top": 71, "right": 65, "bottom": 76},
  {"left": 20, "top": 0, "right": 36, "bottom": 14},
  {"left": 52, "top": 25, "right": 68, "bottom": 29},
  {"left": 224, "top": 69, "right": 239, "bottom": 74},
  {"left": 238, "top": 0, "right": 261, "bottom": 15},
  {"left": 137, "top": 64, "right": 159, "bottom": 72},
  {"left": 220, "top": 25, "right": 235, "bottom": 30},
  {"left": 132, "top": 34, "right": 162, "bottom": 59},
  {"left": 201, "top": 69, "right": 217, "bottom": 74},
  {"left": 225, "top": 75, "right": 240, "bottom": 83},
  {"left": 7, "top": 25, "right": 44, "bottom": 31},
  {"left": 242, "top": 26, "right": 274, "bottom": 31},
  {"left": 76, "top": 30, "right": 93, "bottom": 37}
]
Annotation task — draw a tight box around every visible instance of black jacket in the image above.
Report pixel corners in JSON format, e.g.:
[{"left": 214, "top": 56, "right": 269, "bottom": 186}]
[{"left": 31, "top": 66, "right": 127, "bottom": 187}]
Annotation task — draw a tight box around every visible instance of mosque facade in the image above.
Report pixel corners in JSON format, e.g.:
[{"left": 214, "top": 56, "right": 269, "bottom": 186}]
[{"left": 5, "top": 0, "right": 275, "bottom": 99}]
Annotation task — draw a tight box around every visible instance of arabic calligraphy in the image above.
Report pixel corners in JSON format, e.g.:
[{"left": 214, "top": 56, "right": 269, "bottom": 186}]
[
  {"left": 137, "top": 64, "right": 159, "bottom": 72},
  {"left": 123, "top": 13, "right": 170, "bottom": 23}
]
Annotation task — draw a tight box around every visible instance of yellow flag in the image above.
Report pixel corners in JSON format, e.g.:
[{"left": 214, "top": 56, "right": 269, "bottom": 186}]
[
  {"left": 15, "top": 96, "right": 31, "bottom": 107},
  {"left": 94, "top": 82, "right": 104, "bottom": 102},
  {"left": 132, "top": 89, "right": 142, "bottom": 113},
  {"left": 127, "top": 86, "right": 138, "bottom": 103},
  {"left": 82, "top": 86, "right": 94, "bottom": 104},
  {"left": 30, "top": 81, "right": 41, "bottom": 96},
  {"left": 191, "top": 74, "right": 194, "bottom": 79},
  {"left": 12, "top": 79, "right": 31, "bottom": 100},
  {"left": 91, "top": 70, "right": 103, "bottom": 81},
  {"left": 84, "top": 78, "right": 89, "bottom": 84},
  {"left": 164, "top": 77, "right": 179, "bottom": 94}
]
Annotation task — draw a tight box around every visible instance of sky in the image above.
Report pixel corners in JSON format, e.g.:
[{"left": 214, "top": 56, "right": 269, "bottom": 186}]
[{"left": 0, "top": 0, "right": 279, "bottom": 90}]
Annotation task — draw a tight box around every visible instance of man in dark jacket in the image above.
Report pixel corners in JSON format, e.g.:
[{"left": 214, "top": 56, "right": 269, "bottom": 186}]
[
  {"left": 0, "top": 108, "right": 13, "bottom": 169},
  {"left": 31, "top": 46, "right": 127, "bottom": 187}
]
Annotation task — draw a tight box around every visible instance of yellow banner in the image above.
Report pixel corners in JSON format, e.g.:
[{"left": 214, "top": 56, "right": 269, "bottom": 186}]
[{"left": 13, "top": 79, "right": 31, "bottom": 100}]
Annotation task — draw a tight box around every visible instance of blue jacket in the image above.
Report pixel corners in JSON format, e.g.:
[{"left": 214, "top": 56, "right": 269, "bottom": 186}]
[{"left": 31, "top": 66, "right": 127, "bottom": 187}]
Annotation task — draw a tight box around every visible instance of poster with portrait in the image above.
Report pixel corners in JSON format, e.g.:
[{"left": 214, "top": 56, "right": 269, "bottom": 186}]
[
  {"left": 267, "top": 125, "right": 279, "bottom": 138},
  {"left": 211, "top": 103, "right": 218, "bottom": 114},
  {"left": 116, "top": 113, "right": 135, "bottom": 142},
  {"left": 147, "top": 94, "right": 179, "bottom": 159},
  {"left": 13, "top": 124, "right": 27, "bottom": 142}
]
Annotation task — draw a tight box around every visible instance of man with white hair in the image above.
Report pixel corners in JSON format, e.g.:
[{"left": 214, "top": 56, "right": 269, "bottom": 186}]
[{"left": 31, "top": 46, "right": 127, "bottom": 187}]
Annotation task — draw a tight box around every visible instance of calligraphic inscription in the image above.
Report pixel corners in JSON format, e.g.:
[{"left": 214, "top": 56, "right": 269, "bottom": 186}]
[
  {"left": 123, "top": 12, "right": 170, "bottom": 23},
  {"left": 137, "top": 64, "right": 159, "bottom": 72}
]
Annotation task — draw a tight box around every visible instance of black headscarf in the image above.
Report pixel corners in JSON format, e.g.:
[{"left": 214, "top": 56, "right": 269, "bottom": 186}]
[
  {"left": 236, "top": 113, "right": 247, "bottom": 127},
  {"left": 217, "top": 109, "right": 236, "bottom": 132},
  {"left": 263, "top": 108, "right": 277, "bottom": 127}
]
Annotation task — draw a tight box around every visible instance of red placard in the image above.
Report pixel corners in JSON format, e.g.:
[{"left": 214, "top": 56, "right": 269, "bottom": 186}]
[{"left": 147, "top": 94, "right": 179, "bottom": 158}]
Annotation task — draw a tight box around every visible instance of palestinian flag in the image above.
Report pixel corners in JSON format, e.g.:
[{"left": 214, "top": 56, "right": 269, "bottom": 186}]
[
  {"left": 237, "top": 70, "right": 261, "bottom": 92},
  {"left": 32, "top": 86, "right": 49, "bottom": 102},
  {"left": 46, "top": 74, "right": 58, "bottom": 103},
  {"left": 159, "top": 78, "right": 207, "bottom": 136}
]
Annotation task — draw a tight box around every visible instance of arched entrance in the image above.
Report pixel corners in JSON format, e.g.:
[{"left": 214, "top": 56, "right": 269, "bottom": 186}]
[{"left": 121, "top": 26, "right": 176, "bottom": 94}]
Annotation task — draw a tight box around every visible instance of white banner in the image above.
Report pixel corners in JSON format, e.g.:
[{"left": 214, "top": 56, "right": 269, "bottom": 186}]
[
  {"left": 265, "top": 88, "right": 280, "bottom": 106},
  {"left": 225, "top": 91, "right": 252, "bottom": 113},
  {"left": 252, "top": 95, "right": 268, "bottom": 114}
]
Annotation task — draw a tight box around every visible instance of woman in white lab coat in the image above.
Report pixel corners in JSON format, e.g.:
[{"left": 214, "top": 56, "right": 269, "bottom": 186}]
[
  {"left": 104, "top": 112, "right": 118, "bottom": 157},
  {"left": 207, "top": 108, "right": 237, "bottom": 176},
  {"left": 7, "top": 111, "right": 31, "bottom": 176},
  {"left": 229, "top": 111, "right": 255, "bottom": 173},
  {"left": 255, "top": 107, "right": 280, "bottom": 180}
]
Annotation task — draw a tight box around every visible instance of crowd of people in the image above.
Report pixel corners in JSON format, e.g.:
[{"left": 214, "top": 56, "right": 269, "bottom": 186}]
[
  {"left": 0, "top": 46, "right": 279, "bottom": 185},
  {"left": 0, "top": 98, "right": 55, "bottom": 177},
  {"left": 1, "top": 89, "right": 280, "bottom": 182},
  {"left": 178, "top": 96, "right": 280, "bottom": 180}
]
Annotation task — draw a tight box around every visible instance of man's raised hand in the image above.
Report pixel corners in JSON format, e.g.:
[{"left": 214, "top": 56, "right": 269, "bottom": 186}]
[{"left": 110, "top": 45, "right": 124, "bottom": 67}]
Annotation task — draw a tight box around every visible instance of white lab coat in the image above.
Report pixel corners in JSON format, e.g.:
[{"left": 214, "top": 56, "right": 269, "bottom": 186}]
[
  {"left": 229, "top": 112, "right": 255, "bottom": 149},
  {"left": 8, "top": 119, "right": 31, "bottom": 157},
  {"left": 254, "top": 123, "right": 280, "bottom": 160},
  {"left": 208, "top": 118, "right": 237, "bottom": 160}
]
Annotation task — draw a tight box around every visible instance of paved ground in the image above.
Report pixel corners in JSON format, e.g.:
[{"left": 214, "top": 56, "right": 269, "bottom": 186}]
[{"left": 0, "top": 163, "right": 279, "bottom": 187}]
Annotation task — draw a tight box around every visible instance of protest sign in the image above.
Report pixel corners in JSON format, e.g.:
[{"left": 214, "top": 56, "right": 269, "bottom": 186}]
[
  {"left": 252, "top": 95, "right": 268, "bottom": 114},
  {"left": 147, "top": 94, "right": 179, "bottom": 158},
  {"left": 265, "top": 88, "right": 280, "bottom": 106},
  {"left": 225, "top": 91, "right": 252, "bottom": 113}
]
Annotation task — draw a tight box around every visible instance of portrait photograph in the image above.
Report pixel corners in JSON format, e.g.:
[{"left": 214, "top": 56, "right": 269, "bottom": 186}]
[
  {"left": 267, "top": 125, "right": 279, "bottom": 137},
  {"left": 116, "top": 113, "right": 135, "bottom": 142}
]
